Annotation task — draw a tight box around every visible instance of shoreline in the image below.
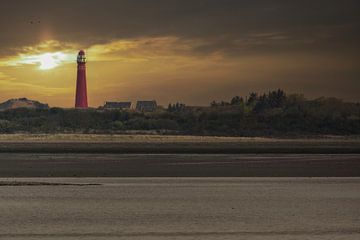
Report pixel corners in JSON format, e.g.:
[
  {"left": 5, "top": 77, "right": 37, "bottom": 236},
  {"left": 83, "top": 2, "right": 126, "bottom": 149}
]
[
  {"left": 0, "top": 153, "right": 359, "bottom": 177},
  {"left": 0, "top": 134, "right": 359, "bottom": 154},
  {"left": 0, "top": 133, "right": 359, "bottom": 142},
  {"left": 0, "top": 143, "right": 359, "bottom": 154}
]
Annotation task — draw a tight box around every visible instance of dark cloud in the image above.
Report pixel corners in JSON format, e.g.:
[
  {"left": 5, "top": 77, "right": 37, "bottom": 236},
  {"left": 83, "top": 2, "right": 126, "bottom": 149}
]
[
  {"left": 0, "top": 0, "right": 359, "bottom": 55},
  {"left": 0, "top": 0, "right": 359, "bottom": 103}
]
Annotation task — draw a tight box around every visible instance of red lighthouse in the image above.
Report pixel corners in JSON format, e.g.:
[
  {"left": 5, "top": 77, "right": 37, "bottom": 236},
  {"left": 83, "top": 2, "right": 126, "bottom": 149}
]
[{"left": 75, "top": 50, "right": 88, "bottom": 108}]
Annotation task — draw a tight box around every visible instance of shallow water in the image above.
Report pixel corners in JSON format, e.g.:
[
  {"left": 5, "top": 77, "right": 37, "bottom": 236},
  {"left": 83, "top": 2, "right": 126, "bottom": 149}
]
[
  {"left": 0, "top": 153, "right": 359, "bottom": 177},
  {"left": 0, "top": 177, "right": 359, "bottom": 239}
]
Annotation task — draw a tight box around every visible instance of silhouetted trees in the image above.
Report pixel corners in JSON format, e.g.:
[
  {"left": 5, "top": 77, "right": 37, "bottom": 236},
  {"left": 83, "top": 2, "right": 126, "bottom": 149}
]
[
  {"left": 0, "top": 90, "right": 359, "bottom": 136},
  {"left": 230, "top": 96, "right": 244, "bottom": 105},
  {"left": 167, "top": 102, "right": 186, "bottom": 112}
]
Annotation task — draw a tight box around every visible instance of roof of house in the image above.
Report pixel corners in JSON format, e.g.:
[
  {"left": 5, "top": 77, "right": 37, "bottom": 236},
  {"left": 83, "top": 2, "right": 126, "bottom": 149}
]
[
  {"left": 104, "top": 101, "right": 132, "bottom": 109},
  {"left": 136, "top": 100, "right": 157, "bottom": 111}
]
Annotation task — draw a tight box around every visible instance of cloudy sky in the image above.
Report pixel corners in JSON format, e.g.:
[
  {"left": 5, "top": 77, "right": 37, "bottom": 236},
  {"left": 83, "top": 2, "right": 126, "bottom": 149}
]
[{"left": 0, "top": 0, "right": 359, "bottom": 107}]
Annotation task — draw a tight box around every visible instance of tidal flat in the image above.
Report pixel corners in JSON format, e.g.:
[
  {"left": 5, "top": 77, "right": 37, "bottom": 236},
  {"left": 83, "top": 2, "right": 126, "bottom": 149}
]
[
  {"left": 0, "top": 153, "right": 359, "bottom": 177},
  {"left": 0, "top": 177, "right": 359, "bottom": 240}
]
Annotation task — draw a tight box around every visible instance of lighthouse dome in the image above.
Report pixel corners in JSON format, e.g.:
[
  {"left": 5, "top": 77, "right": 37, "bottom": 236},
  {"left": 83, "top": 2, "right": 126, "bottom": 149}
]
[{"left": 77, "top": 50, "right": 87, "bottom": 63}]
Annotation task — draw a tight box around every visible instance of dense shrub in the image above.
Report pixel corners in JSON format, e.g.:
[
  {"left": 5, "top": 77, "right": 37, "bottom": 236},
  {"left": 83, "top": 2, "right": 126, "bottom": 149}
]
[{"left": 0, "top": 90, "right": 359, "bottom": 136}]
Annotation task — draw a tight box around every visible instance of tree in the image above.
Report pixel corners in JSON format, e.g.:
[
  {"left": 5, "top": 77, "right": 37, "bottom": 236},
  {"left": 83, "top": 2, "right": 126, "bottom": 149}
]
[
  {"left": 167, "top": 102, "right": 186, "bottom": 112},
  {"left": 231, "top": 96, "right": 244, "bottom": 105},
  {"left": 210, "top": 101, "right": 218, "bottom": 107},
  {"left": 247, "top": 92, "right": 258, "bottom": 107}
]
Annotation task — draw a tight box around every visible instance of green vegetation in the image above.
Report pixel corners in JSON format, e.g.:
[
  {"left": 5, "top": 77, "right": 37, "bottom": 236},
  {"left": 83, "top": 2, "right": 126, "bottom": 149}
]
[{"left": 0, "top": 90, "right": 359, "bottom": 136}]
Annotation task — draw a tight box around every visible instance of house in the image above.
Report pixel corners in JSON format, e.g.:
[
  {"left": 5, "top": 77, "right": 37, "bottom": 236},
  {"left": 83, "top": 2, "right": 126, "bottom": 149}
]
[
  {"left": 135, "top": 100, "right": 157, "bottom": 112},
  {"left": 103, "top": 101, "right": 132, "bottom": 109}
]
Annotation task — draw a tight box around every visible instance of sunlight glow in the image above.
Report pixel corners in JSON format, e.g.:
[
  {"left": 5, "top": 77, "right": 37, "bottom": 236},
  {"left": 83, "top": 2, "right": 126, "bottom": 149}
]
[
  {"left": 14, "top": 52, "right": 73, "bottom": 70},
  {"left": 35, "top": 52, "right": 68, "bottom": 70},
  {"left": 38, "top": 53, "right": 60, "bottom": 70}
]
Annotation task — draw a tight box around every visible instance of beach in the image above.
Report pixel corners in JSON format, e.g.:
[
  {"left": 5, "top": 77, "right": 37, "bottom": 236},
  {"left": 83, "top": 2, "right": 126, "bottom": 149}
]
[{"left": 0, "top": 177, "right": 359, "bottom": 240}]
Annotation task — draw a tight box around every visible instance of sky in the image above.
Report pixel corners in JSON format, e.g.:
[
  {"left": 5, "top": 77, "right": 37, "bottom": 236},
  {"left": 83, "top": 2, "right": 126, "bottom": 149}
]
[{"left": 0, "top": 0, "right": 359, "bottom": 107}]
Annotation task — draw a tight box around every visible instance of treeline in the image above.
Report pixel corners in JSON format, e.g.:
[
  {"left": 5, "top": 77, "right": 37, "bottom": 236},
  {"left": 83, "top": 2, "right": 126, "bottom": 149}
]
[{"left": 0, "top": 89, "right": 359, "bottom": 136}]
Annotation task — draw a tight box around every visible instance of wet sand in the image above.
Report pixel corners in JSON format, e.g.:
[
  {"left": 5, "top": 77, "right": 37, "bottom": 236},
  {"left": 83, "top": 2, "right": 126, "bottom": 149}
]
[
  {"left": 0, "top": 137, "right": 359, "bottom": 154},
  {"left": 0, "top": 153, "right": 359, "bottom": 177},
  {"left": 0, "top": 177, "right": 359, "bottom": 240},
  {"left": 1, "top": 137, "right": 359, "bottom": 239}
]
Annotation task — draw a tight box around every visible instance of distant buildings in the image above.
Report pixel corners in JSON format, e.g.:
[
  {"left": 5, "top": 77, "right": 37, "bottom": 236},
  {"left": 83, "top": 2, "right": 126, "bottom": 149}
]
[
  {"left": 102, "top": 100, "right": 158, "bottom": 112},
  {"left": 103, "top": 101, "right": 131, "bottom": 110},
  {"left": 136, "top": 100, "right": 157, "bottom": 112}
]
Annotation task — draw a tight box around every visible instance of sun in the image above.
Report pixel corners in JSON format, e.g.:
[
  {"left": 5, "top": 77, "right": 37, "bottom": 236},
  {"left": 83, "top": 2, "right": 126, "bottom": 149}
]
[
  {"left": 38, "top": 53, "right": 59, "bottom": 70},
  {"left": 14, "top": 51, "right": 71, "bottom": 70},
  {"left": 38, "top": 52, "right": 68, "bottom": 70}
]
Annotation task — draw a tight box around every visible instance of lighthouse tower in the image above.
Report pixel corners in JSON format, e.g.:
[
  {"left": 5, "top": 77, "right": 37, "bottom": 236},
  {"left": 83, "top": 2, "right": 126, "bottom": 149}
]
[{"left": 75, "top": 50, "right": 88, "bottom": 108}]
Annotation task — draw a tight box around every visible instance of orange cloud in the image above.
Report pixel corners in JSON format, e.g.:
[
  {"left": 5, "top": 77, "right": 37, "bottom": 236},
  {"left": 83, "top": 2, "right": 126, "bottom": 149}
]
[{"left": 0, "top": 36, "right": 359, "bottom": 108}]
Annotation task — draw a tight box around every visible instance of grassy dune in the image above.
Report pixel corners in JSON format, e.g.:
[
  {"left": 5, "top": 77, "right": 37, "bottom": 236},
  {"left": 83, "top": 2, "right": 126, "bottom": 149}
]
[
  {"left": 0, "top": 134, "right": 266, "bottom": 142},
  {"left": 0, "top": 134, "right": 359, "bottom": 153},
  {"left": 0, "top": 133, "right": 359, "bottom": 142}
]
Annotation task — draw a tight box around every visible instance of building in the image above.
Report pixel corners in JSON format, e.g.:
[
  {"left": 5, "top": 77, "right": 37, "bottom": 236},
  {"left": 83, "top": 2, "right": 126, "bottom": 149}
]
[
  {"left": 75, "top": 50, "right": 88, "bottom": 108},
  {"left": 103, "top": 101, "right": 132, "bottom": 110},
  {"left": 136, "top": 100, "right": 157, "bottom": 112}
]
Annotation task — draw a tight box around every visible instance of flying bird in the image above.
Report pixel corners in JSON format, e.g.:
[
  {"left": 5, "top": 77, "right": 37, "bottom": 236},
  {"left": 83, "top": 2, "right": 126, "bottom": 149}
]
[{"left": 28, "top": 20, "right": 41, "bottom": 24}]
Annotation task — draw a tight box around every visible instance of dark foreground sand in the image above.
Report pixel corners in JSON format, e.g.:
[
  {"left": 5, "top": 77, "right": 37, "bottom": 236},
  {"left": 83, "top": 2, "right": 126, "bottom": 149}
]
[
  {"left": 0, "top": 177, "right": 359, "bottom": 240},
  {"left": 0, "top": 153, "right": 359, "bottom": 177},
  {"left": 0, "top": 141, "right": 360, "bottom": 154}
]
